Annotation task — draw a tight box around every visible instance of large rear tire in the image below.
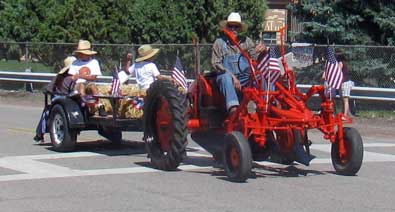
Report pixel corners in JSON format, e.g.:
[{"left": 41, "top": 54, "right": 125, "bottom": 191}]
[
  {"left": 49, "top": 104, "right": 77, "bottom": 152},
  {"left": 143, "top": 80, "right": 188, "bottom": 171},
  {"left": 331, "top": 127, "right": 363, "bottom": 175},
  {"left": 223, "top": 131, "right": 252, "bottom": 182}
]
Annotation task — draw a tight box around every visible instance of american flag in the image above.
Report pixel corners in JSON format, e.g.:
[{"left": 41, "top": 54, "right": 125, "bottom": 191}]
[
  {"left": 131, "top": 97, "right": 144, "bottom": 110},
  {"left": 110, "top": 69, "right": 122, "bottom": 96},
  {"left": 257, "top": 47, "right": 281, "bottom": 83},
  {"left": 324, "top": 47, "right": 343, "bottom": 89},
  {"left": 257, "top": 49, "right": 269, "bottom": 73},
  {"left": 172, "top": 56, "right": 188, "bottom": 90}
]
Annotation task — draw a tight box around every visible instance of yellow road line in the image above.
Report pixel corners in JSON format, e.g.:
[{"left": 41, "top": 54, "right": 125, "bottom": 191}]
[
  {"left": 7, "top": 127, "right": 35, "bottom": 135},
  {"left": 6, "top": 127, "right": 105, "bottom": 141}
]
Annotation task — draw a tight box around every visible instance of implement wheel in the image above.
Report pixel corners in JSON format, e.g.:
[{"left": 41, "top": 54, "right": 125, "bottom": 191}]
[
  {"left": 275, "top": 129, "right": 303, "bottom": 165},
  {"left": 49, "top": 104, "right": 77, "bottom": 152},
  {"left": 143, "top": 80, "right": 188, "bottom": 171},
  {"left": 331, "top": 127, "right": 363, "bottom": 175},
  {"left": 223, "top": 131, "right": 252, "bottom": 182}
]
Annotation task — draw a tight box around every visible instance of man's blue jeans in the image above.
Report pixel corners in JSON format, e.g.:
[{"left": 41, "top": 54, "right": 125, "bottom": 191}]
[{"left": 216, "top": 72, "right": 239, "bottom": 110}]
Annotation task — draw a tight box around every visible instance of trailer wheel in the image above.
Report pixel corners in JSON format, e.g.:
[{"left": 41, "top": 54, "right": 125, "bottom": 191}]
[
  {"left": 143, "top": 80, "right": 188, "bottom": 171},
  {"left": 223, "top": 131, "right": 252, "bottom": 182},
  {"left": 331, "top": 127, "right": 363, "bottom": 175},
  {"left": 98, "top": 126, "right": 123, "bottom": 146},
  {"left": 49, "top": 104, "right": 77, "bottom": 152}
]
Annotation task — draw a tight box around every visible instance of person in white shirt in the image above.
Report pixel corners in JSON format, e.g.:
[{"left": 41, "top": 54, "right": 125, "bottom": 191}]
[
  {"left": 69, "top": 39, "right": 102, "bottom": 97},
  {"left": 69, "top": 39, "right": 106, "bottom": 116},
  {"left": 124, "top": 44, "right": 167, "bottom": 90}
]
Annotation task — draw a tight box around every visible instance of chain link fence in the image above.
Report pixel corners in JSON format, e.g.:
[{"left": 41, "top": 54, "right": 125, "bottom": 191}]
[
  {"left": 1, "top": 41, "right": 395, "bottom": 112},
  {"left": 291, "top": 44, "right": 395, "bottom": 88},
  {"left": 1, "top": 41, "right": 395, "bottom": 88}
]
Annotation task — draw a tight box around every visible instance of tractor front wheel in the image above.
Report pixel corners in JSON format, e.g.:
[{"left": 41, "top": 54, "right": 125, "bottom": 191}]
[
  {"left": 223, "top": 131, "right": 252, "bottom": 182},
  {"left": 331, "top": 127, "right": 363, "bottom": 175},
  {"left": 143, "top": 80, "right": 188, "bottom": 171}
]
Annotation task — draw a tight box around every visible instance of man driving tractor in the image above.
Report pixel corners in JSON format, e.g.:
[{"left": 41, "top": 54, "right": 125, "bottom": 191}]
[
  {"left": 211, "top": 12, "right": 266, "bottom": 115},
  {"left": 209, "top": 12, "right": 313, "bottom": 166}
]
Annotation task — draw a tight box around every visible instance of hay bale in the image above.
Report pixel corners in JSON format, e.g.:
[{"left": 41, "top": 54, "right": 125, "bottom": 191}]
[
  {"left": 96, "top": 84, "right": 145, "bottom": 119},
  {"left": 122, "top": 104, "right": 144, "bottom": 119},
  {"left": 96, "top": 85, "right": 113, "bottom": 113}
]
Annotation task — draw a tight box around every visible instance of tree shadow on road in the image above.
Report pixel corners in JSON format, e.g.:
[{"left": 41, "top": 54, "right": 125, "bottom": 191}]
[{"left": 181, "top": 154, "right": 330, "bottom": 182}]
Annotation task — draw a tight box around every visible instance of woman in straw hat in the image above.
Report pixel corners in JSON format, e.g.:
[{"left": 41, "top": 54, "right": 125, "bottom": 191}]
[
  {"left": 33, "top": 56, "right": 77, "bottom": 143},
  {"left": 124, "top": 44, "right": 167, "bottom": 90},
  {"left": 46, "top": 56, "right": 77, "bottom": 95}
]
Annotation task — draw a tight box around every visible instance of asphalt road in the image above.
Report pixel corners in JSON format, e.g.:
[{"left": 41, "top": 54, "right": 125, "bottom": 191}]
[{"left": 0, "top": 103, "right": 394, "bottom": 212}]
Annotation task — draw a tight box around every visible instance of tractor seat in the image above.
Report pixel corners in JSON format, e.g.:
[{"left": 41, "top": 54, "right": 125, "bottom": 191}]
[{"left": 198, "top": 74, "right": 225, "bottom": 110}]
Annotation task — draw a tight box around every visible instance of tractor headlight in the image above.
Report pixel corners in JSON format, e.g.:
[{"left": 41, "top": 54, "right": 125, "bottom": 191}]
[{"left": 247, "top": 100, "right": 257, "bottom": 114}]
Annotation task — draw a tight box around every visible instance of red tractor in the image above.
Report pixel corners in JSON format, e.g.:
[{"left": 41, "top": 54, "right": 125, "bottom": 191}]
[{"left": 143, "top": 28, "right": 363, "bottom": 182}]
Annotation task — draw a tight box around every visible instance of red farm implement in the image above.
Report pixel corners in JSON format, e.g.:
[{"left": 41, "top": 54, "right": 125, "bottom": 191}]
[{"left": 143, "top": 27, "right": 363, "bottom": 182}]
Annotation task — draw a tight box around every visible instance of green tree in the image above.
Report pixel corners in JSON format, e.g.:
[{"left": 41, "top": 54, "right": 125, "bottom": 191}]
[
  {"left": 185, "top": 0, "right": 267, "bottom": 43},
  {"left": 0, "top": 0, "right": 268, "bottom": 74},
  {"left": 1, "top": 0, "right": 268, "bottom": 44},
  {"left": 290, "top": 1, "right": 395, "bottom": 88},
  {"left": 289, "top": 0, "right": 395, "bottom": 45}
]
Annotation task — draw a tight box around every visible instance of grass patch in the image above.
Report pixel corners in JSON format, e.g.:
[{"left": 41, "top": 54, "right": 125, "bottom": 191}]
[
  {"left": 357, "top": 110, "right": 395, "bottom": 120},
  {"left": 0, "top": 60, "right": 53, "bottom": 73}
]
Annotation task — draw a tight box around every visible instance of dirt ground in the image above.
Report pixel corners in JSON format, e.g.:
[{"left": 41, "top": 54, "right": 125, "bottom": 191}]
[
  {"left": 1, "top": 90, "right": 394, "bottom": 140},
  {"left": 0, "top": 90, "right": 46, "bottom": 107}
]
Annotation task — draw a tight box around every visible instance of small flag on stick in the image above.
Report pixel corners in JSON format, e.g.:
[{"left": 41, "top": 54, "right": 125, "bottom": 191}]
[
  {"left": 172, "top": 56, "right": 188, "bottom": 90},
  {"left": 257, "top": 48, "right": 281, "bottom": 83},
  {"left": 111, "top": 68, "right": 122, "bottom": 96},
  {"left": 324, "top": 47, "right": 343, "bottom": 90}
]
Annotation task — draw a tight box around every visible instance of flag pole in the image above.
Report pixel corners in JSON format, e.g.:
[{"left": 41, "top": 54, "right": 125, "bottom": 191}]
[{"left": 193, "top": 37, "right": 199, "bottom": 116}]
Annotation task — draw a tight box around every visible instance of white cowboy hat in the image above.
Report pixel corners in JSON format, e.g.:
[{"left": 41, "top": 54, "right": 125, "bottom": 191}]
[
  {"left": 74, "top": 40, "right": 97, "bottom": 55},
  {"left": 58, "top": 56, "right": 77, "bottom": 74},
  {"left": 135, "top": 44, "right": 160, "bottom": 62},
  {"left": 219, "top": 12, "right": 248, "bottom": 32}
]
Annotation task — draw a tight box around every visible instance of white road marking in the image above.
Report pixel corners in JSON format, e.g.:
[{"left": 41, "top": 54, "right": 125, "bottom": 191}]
[
  {"left": 0, "top": 143, "right": 393, "bottom": 182},
  {"left": 20, "top": 152, "right": 105, "bottom": 160},
  {"left": 308, "top": 142, "right": 395, "bottom": 153}
]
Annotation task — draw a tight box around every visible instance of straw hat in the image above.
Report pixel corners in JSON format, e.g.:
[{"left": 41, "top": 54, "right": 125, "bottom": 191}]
[
  {"left": 135, "top": 45, "right": 160, "bottom": 62},
  {"left": 219, "top": 12, "right": 247, "bottom": 32},
  {"left": 58, "top": 56, "right": 77, "bottom": 74},
  {"left": 74, "top": 40, "right": 97, "bottom": 55}
]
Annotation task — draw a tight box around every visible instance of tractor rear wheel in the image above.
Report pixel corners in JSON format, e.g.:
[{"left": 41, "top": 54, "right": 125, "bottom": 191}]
[
  {"left": 331, "top": 127, "right": 363, "bottom": 175},
  {"left": 143, "top": 80, "right": 188, "bottom": 171},
  {"left": 223, "top": 131, "right": 252, "bottom": 182}
]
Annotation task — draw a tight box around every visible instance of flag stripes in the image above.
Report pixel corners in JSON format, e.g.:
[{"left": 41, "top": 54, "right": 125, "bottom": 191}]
[
  {"left": 324, "top": 47, "right": 343, "bottom": 90},
  {"left": 172, "top": 56, "right": 188, "bottom": 90},
  {"left": 257, "top": 48, "right": 281, "bottom": 83},
  {"left": 111, "top": 69, "right": 122, "bottom": 96}
]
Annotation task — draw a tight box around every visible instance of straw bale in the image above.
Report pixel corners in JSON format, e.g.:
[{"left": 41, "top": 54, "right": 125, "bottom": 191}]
[{"left": 96, "top": 84, "right": 145, "bottom": 119}]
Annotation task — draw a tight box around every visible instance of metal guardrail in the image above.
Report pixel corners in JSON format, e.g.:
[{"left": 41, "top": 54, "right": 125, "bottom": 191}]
[
  {"left": 0, "top": 70, "right": 137, "bottom": 85},
  {"left": 1, "top": 71, "right": 395, "bottom": 101},
  {"left": 297, "top": 85, "right": 395, "bottom": 102}
]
